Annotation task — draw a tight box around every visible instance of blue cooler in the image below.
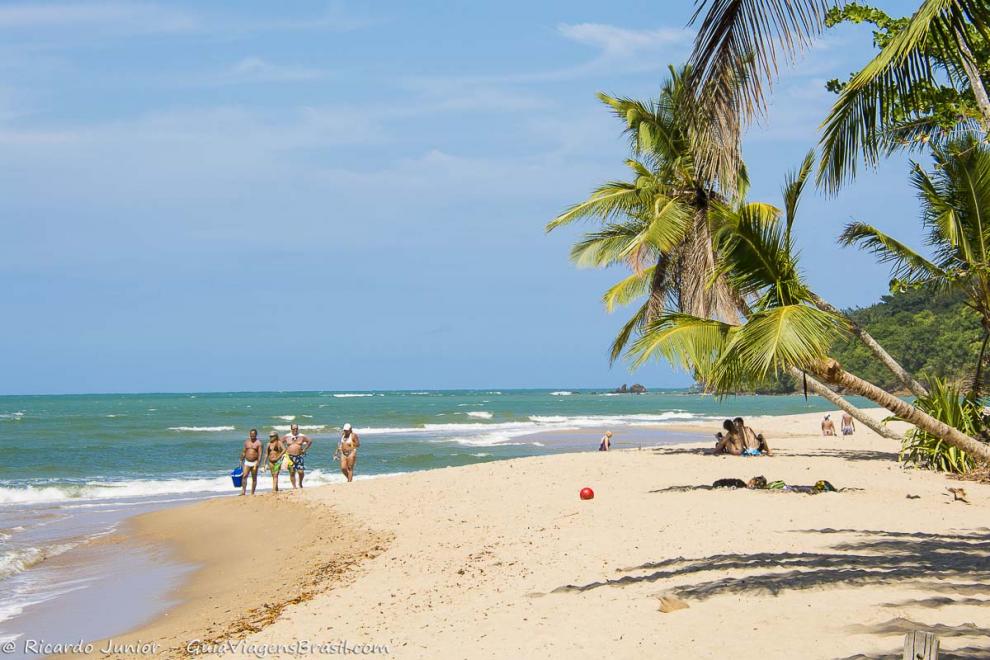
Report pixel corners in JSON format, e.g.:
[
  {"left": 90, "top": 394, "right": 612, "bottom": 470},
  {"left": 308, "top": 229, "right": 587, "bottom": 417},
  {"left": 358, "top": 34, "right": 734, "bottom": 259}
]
[{"left": 231, "top": 466, "right": 243, "bottom": 488}]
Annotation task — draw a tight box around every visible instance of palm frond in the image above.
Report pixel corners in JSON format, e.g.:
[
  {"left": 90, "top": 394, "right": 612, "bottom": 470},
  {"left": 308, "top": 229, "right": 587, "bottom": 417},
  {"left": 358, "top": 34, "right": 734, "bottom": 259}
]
[
  {"left": 569, "top": 223, "right": 650, "bottom": 269},
  {"left": 603, "top": 267, "right": 656, "bottom": 313},
  {"left": 782, "top": 149, "right": 816, "bottom": 241},
  {"left": 546, "top": 181, "right": 641, "bottom": 231},
  {"left": 688, "top": 0, "right": 830, "bottom": 131},
  {"left": 838, "top": 221, "right": 947, "bottom": 285},
  {"left": 818, "top": 0, "right": 990, "bottom": 192},
  {"left": 609, "top": 302, "right": 649, "bottom": 364},
  {"left": 710, "top": 304, "right": 847, "bottom": 389},
  {"left": 627, "top": 313, "right": 737, "bottom": 374}
]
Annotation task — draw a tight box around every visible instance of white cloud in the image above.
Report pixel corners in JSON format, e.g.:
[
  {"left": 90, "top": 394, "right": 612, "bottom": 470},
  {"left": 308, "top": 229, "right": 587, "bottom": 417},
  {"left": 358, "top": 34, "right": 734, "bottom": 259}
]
[
  {"left": 225, "top": 57, "right": 328, "bottom": 83},
  {"left": 0, "top": 2, "right": 377, "bottom": 38},
  {"left": 557, "top": 23, "right": 692, "bottom": 58},
  {"left": 0, "top": 2, "right": 197, "bottom": 33}
]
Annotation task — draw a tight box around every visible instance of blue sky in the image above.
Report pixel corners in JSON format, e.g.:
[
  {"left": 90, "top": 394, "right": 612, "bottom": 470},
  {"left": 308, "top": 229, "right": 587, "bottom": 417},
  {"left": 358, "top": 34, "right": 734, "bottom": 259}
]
[{"left": 0, "top": 0, "right": 925, "bottom": 394}]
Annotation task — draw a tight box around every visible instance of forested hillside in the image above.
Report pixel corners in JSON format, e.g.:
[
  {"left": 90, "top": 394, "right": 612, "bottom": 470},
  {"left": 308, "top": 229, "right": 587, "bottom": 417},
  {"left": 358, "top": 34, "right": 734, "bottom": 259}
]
[{"left": 830, "top": 289, "right": 984, "bottom": 392}]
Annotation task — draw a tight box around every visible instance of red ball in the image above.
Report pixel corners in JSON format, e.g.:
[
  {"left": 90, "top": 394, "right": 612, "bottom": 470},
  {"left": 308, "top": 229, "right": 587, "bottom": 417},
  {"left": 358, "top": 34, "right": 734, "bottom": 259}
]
[{"left": 580, "top": 487, "right": 595, "bottom": 500}]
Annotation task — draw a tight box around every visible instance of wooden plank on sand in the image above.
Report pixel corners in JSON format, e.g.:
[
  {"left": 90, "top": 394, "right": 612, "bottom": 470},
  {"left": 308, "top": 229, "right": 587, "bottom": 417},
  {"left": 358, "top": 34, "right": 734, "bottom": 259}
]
[{"left": 902, "top": 631, "right": 939, "bottom": 660}]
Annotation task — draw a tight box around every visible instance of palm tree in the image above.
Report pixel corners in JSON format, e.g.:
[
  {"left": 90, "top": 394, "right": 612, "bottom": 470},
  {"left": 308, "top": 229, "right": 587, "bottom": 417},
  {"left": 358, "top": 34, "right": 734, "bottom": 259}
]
[
  {"left": 840, "top": 136, "right": 990, "bottom": 395},
  {"left": 627, "top": 176, "right": 990, "bottom": 462},
  {"left": 684, "top": 0, "right": 990, "bottom": 191},
  {"left": 548, "top": 69, "right": 898, "bottom": 437},
  {"left": 547, "top": 65, "right": 744, "bottom": 342}
]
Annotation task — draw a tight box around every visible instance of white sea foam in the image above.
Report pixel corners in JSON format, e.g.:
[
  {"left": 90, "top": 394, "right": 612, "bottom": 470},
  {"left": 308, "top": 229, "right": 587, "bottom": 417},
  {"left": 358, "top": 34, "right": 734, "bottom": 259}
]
[
  {"left": 332, "top": 393, "right": 379, "bottom": 398},
  {"left": 275, "top": 415, "right": 296, "bottom": 421},
  {"left": 550, "top": 391, "right": 574, "bottom": 396},
  {"left": 0, "top": 542, "right": 76, "bottom": 582},
  {"left": 272, "top": 424, "right": 327, "bottom": 432},
  {"left": 104, "top": 414, "right": 125, "bottom": 418},
  {"left": 0, "top": 411, "right": 25, "bottom": 420},
  {"left": 361, "top": 412, "right": 702, "bottom": 440},
  {"left": 0, "top": 470, "right": 402, "bottom": 507},
  {"left": 168, "top": 426, "right": 235, "bottom": 432},
  {"left": 467, "top": 411, "right": 493, "bottom": 419}
]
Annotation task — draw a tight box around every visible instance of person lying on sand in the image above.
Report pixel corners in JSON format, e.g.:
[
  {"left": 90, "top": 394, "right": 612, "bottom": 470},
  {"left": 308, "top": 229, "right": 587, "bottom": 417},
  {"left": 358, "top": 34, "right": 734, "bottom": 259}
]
[
  {"left": 284, "top": 423, "right": 312, "bottom": 489},
  {"left": 713, "top": 419, "right": 743, "bottom": 455},
  {"left": 336, "top": 423, "right": 360, "bottom": 482},
  {"left": 266, "top": 431, "right": 285, "bottom": 492},
  {"left": 240, "top": 429, "right": 263, "bottom": 496},
  {"left": 598, "top": 430, "right": 613, "bottom": 452},
  {"left": 822, "top": 414, "right": 837, "bottom": 436},
  {"left": 734, "top": 417, "right": 772, "bottom": 456}
]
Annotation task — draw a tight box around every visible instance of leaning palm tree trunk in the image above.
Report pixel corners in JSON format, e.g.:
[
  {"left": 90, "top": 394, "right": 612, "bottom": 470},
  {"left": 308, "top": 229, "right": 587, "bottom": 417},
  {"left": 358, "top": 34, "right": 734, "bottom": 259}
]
[
  {"left": 809, "top": 358, "right": 990, "bottom": 464},
  {"left": 788, "top": 366, "right": 903, "bottom": 441},
  {"left": 954, "top": 29, "right": 990, "bottom": 130},
  {"left": 809, "top": 294, "right": 928, "bottom": 398}
]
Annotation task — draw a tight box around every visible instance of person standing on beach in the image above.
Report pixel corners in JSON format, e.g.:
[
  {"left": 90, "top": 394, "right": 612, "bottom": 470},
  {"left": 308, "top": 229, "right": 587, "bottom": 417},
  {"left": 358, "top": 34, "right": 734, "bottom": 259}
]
[
  {"left": 598, "top": 430, "right": 613, "bottom": 451},
  {"left": 336, "top": 423, "right": 360, "bottom": 482},
  {"left": 265, "top": 431, "right": 286, "bottom": 492},
  {"left": 240, "top": 429, "right": 263, "bottom": 496},
  {"left": 841, "top": 412, "right": 856, "bottom": 436},
  {"left": 285, "top": 423, "right": 312, "bottom": 489},
  {"left": 822, "top": 415, "right": 837, "bottom": 436}
]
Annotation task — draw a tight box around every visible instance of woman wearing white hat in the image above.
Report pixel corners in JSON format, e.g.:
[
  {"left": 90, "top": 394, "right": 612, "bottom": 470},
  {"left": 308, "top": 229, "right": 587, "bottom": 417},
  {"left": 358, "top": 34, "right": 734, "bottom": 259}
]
[{"left": 337, "top": 423, "right": 360, "bottom": 482}]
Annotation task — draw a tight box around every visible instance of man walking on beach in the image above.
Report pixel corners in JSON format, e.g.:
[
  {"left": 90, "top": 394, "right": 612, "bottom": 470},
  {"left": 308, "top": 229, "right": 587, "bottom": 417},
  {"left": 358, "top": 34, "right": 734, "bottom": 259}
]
[
  {"left": 285, "top": 423, "right": 312, "bottom": 489},
  {"left": 240, "top": 429, "right": 263, "bottom": 496},
  {"left": 841, "top": 412, "right": 856, "bottom": 436},
  {"left": 822, "top": 415, "right": 837, "bottom": 436}
]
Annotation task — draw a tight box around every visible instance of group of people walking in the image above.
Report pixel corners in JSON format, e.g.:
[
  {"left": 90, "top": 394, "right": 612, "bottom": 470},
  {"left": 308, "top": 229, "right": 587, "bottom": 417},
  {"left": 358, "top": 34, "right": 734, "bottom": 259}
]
[{"left": 238, "top": 422, "right": 361, "bottom": 495}]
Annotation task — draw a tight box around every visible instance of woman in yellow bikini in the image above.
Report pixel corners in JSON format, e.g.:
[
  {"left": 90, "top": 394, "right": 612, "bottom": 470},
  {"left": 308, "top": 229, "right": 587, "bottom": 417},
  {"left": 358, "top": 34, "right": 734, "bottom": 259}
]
[
  {"left": 336, "top": 423, "right": 360, "bottom": 482},
  {"left": 265, "top": 432, "right": 286, "bottom": 492}
]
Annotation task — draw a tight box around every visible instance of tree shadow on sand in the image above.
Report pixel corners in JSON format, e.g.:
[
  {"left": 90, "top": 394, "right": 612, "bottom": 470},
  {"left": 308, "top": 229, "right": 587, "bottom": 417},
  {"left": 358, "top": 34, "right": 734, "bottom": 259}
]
[
  {"left": 777, "top": 448, "right": 901, "bottom": 462},
  {"left": 547, "top": 527, "right": 990, "bottom": 657},
  {"left": 549, "top": 528, "right": 990, "bottom": 598}
]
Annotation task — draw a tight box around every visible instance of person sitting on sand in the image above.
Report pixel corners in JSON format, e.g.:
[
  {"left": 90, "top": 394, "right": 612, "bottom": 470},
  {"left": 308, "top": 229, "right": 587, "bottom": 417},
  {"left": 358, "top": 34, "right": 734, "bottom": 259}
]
[
  {"left": 284, "top": 423, "right": 312, "bottom": 489},
  {"left": 598, "top": 430, "right": 613, "bottom": 452},
  {"left": 266, "top": 431, "right": 286, "bottom": 492},
  {"left": 713, "top": 419, "right": 743, "bottom": 455},
  {"left": 734, "top": 417, "right": 772, "bottom": 456},
  {"left": 240, "top": 429, "right": 263, "bottom": 496},
  {"left": 841, "top": 412, "right": 856, "bottom": 436},
  {"left": 821, "top": 414, "right": 837, "bottom": 436},
  {"left": 335, "top": 423, "right": 360, "bottom": 482}
]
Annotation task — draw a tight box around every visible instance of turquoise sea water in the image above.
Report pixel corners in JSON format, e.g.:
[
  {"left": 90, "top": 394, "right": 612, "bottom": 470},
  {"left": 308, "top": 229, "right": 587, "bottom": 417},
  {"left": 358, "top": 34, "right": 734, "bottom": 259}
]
[
  {"left": 0, "top": 388, "right": 871, "bottom": 642},
  {"left": 0, "top": 389, "right": 868, "bottom": 503}
]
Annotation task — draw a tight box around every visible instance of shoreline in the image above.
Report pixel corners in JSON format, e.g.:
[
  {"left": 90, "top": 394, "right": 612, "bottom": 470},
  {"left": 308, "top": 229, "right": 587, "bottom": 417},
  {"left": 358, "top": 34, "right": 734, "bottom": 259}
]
[{"left": 75, "top": 493, "right": 390, "bottom": 659}]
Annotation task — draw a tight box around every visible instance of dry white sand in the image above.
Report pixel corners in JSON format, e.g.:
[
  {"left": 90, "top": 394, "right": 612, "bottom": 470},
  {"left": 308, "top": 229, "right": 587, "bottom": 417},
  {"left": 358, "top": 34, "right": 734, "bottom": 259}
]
[{"left": 117, "top": 410, "right": 990, "bottom": 659}]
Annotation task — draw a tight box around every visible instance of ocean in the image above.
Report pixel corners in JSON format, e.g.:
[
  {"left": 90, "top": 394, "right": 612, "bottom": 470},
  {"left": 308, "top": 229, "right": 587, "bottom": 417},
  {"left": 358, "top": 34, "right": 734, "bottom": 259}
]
[{"left": 0, "top": 388, "right": 859, "bottom": 645}]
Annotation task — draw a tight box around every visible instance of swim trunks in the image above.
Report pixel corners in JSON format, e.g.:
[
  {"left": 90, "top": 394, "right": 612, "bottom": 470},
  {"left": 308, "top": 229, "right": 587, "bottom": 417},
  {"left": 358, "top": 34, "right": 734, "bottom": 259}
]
[
  {"left": 288, "top": 454, "right": 305, "bottom": 472},
  {"left": 243, "top": 459, "right": 258, "bottom": 468}
]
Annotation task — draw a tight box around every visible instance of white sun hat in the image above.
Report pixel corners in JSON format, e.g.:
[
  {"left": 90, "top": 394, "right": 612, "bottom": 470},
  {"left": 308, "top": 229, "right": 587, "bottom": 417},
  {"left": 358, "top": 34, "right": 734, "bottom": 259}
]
[{"left": 343, "top": 423, "right": 352, "bottom": 431}]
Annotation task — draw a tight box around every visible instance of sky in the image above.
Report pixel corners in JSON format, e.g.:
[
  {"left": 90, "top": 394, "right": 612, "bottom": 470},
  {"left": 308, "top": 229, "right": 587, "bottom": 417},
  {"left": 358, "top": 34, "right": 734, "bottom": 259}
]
[{"left": 0, "top": 0, "right": 927, "bottom": 394}]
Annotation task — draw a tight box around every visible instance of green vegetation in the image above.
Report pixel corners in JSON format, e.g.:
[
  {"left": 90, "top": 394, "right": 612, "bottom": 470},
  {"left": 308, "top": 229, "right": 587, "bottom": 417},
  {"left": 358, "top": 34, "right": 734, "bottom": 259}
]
[
  {"left": 830, "top": 289, "right": 982, "bottom": 392},
  {"left": 547, "top": 0, "right": 990, "bottom": 472},
  {"left": 896, "top": 377, "right": 986, "bottom": 472}
]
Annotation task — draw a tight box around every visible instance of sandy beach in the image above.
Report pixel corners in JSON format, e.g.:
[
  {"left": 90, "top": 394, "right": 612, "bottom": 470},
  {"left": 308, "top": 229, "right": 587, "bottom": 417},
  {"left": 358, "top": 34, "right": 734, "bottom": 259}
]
[{"left": 87, "top": 410, "right": 990, "bottom": 659}]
